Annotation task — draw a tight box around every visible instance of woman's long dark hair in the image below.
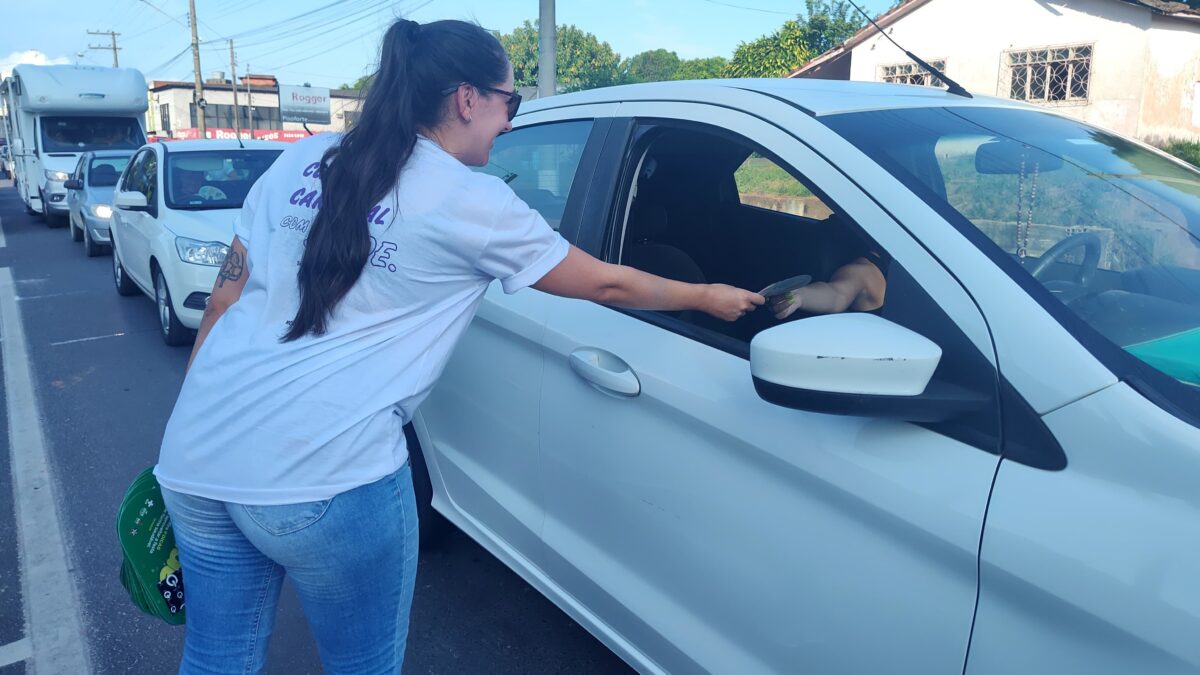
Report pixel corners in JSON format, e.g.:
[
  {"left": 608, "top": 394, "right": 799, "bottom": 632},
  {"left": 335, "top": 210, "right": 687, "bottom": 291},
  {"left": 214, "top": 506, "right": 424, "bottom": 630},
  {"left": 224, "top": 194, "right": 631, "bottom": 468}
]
[{"left": 282, "top": 19, "right": 509, "bottom": 341}]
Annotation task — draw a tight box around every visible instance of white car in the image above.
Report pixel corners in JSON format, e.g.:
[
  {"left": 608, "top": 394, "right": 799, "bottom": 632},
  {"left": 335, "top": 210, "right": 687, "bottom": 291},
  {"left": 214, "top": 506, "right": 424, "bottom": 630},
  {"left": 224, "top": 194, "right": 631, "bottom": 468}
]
[
  {"left": 409, "top": 79, "right": 1200, "bottom": 674},
  {"left": 110, "top": 139, "right": 284, "bottom": 345}
]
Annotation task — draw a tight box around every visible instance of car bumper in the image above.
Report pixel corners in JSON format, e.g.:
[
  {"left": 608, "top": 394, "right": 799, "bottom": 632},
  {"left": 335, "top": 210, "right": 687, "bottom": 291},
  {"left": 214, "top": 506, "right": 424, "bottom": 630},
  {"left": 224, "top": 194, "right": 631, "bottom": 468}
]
[
  {"left": 161, "top": 259, "right": 217, "bottom": 330},
  {"left": 44, "top": 184, "right": 69, "bottom": 213},
  {"left": 81, "top": 214, "right": 113, "bottom": 243}
]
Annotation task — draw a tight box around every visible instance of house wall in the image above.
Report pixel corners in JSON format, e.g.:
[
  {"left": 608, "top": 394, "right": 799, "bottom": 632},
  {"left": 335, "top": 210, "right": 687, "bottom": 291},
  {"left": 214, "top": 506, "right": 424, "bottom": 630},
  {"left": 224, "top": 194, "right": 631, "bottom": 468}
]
[
  {"left": 1137, "top": 13, "right": 1200, "bottom": 142},
  {"left": 844, "top": 0, "right": 1160, "bottom": 138}
]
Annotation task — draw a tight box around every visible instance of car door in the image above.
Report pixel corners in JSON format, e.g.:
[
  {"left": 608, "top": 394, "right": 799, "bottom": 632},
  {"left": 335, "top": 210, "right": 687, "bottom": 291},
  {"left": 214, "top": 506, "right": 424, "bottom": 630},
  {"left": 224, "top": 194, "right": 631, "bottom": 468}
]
[
  {"left": 113, "top": 150, "right": 148, "bottom": 285},
  {"left": 125, "top": 149, "right": 160, "bottom": 290},
  {"left": 67, "top": 154, "right": 86, "bottom": 226},
  {"left": 413, "top": 106, "right": 616, "bottom": 570},
  {"left": 535, "top": 102, "right": 1005, "bottom": 674}
]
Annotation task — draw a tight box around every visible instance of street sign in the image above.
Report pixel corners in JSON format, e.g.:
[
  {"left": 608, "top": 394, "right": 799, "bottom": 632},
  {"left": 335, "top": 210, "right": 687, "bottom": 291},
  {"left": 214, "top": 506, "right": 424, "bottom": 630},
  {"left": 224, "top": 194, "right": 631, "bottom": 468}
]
[{"left": 279, "top": 84, "right": 330, "bottom": 125}]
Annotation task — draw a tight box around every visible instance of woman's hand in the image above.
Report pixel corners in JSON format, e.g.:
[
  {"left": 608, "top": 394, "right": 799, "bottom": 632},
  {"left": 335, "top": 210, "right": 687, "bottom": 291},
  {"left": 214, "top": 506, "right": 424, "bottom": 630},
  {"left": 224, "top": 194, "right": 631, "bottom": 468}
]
[{"left": 704, "top": 284, "right": 766, "bottom": 321}]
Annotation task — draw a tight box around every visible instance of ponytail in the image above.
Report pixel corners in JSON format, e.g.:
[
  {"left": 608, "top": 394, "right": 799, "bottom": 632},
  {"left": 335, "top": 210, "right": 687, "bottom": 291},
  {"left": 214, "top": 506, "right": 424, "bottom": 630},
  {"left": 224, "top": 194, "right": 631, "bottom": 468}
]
[{"left": 282, "top": 19, "right": 509, "bottom": 341}]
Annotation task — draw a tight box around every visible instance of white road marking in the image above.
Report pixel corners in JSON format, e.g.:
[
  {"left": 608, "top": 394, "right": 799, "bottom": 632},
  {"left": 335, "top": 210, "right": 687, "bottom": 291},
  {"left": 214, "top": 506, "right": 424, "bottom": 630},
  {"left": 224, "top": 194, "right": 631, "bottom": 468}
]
[
  {"left": 0, "top": 215, "right": 7, "bottom": 248},
  {"left": 50, "top": 331, "right": 128, "bottom": 347},
  {"left": 0, "top": 267, "right": 92, "bottom": 674},
  {"left": 0, "top": 637, "right": 32, "bottom": 668}
]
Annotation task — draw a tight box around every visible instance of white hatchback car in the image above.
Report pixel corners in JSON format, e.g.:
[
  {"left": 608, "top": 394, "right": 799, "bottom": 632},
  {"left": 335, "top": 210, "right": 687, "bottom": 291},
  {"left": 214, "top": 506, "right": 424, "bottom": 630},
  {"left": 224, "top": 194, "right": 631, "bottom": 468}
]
[
  {"left": 409, "top": 79, "right": 1200, "bottom": 674},
  {"left": 110, "top": 139, "right": 284, "bottom": 344}
]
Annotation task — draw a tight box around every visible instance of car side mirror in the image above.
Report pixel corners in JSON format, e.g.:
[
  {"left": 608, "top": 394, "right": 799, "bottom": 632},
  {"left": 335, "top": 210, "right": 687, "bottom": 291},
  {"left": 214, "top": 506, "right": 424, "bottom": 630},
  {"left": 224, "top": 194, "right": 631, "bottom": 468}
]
[
  {"left": 751, "top": 314, "right": 976, "bottom": 422},
  {"left": 114, "top": 190, "right": 149, "bottom": 212},
  {"left": 64, "top": 179, "right": 83, "bottom": 190}
]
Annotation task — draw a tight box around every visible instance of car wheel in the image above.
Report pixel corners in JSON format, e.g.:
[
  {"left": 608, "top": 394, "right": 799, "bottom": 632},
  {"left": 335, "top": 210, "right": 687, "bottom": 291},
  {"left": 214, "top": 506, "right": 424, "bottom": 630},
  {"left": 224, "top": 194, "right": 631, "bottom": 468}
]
[
  {"left": 112, "top": 244, "right": 137, "bottom": 296},
  {"left": 83, "top": 226, "right": 104, "bottom": 258},
  {"left": 404, "top": 423, "right": 451, "bottom": 548},
  {"left": 154, "top": 268, "right": 191, "bottom": 347},
  {"left": 70, "top": 215, "right": 83, "bottom": 242}
]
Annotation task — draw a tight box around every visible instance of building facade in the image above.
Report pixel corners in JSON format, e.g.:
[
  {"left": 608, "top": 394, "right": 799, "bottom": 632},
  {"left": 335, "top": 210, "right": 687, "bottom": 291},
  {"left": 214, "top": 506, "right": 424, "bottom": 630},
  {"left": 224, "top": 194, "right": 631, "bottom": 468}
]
[
  {"left": 147, "top": 72, "right": 362, "bottom": 141},
  {"left": 791, "top": 0, "right": 1200, "bottom": 143}
]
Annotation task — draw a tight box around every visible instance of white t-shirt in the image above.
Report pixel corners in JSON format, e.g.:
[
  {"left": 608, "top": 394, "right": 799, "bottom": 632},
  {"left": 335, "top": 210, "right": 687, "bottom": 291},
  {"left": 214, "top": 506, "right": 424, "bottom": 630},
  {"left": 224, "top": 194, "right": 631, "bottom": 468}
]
[{"left": 155, "top": 134, "right": 569, "bottom": 505}]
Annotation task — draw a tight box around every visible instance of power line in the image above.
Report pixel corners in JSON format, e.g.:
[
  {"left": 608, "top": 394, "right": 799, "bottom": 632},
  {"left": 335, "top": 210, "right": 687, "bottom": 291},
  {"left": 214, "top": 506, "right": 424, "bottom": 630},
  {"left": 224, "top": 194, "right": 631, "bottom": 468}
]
[{"left": 696, "top": 0, "right": 796, "bottom": 16}]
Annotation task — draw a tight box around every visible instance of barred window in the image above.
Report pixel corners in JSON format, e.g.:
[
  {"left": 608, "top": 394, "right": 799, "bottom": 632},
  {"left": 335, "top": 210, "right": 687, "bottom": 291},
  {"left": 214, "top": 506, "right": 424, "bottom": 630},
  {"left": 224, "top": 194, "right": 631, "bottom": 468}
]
[
  {"left": 879, "top": 60, "right": 946, "bottom": 88},
  {"left": 1001, "top": 44, "right": 1092, "bottom": 103}
]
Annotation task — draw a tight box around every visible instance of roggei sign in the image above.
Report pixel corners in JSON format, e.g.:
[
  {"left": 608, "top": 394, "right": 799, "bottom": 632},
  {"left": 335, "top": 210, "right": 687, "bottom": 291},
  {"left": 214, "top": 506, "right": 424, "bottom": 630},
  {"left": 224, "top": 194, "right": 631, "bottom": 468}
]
[{"left": 279, "top": 84, "right": 331, "bottom": 125}]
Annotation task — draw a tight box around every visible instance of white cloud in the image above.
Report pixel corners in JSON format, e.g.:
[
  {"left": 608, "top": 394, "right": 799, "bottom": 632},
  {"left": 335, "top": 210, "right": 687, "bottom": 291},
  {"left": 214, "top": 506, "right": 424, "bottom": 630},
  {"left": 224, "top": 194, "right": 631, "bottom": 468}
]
[{"left": 0, "top": 50, "right": 71, "bottom": 80}]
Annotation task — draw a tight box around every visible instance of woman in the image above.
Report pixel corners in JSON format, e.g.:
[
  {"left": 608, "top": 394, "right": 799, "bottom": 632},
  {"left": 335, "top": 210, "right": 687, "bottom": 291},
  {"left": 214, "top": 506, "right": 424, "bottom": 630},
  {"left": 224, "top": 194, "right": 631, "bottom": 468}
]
[{"left": 154, "top": 18, "right": 763, "bottom": 674}]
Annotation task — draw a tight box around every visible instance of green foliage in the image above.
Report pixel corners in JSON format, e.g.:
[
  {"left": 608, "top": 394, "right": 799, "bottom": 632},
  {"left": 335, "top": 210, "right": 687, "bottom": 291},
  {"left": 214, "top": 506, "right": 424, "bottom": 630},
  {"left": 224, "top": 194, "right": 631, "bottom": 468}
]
[
  {"left": 1163, "top": 139, "right": 1200, "bottom": 168},
  {"left": 499, "top": 21, "right": 622, "bottom": 93},
  {"left": 620, "top": 49, "right": 682, "bottom": 84},
  {"left": 340, "top": 74, "right": 374, "bottom": 91},
  {"left": 724, "top": 0, "right": 865, "bottom": 78},
  {"left": 734, "top": 156, "right": 813, "bottom": 197},
  {"left": 673, "top": 56, "right": 729, "bottom": 81}
]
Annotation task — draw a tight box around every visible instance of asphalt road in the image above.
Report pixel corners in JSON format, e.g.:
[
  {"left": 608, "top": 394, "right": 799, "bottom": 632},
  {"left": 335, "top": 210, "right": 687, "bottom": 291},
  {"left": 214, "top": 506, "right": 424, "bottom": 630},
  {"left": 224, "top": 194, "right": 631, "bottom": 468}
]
[{"left": 0, "top": 179, "right": 633, "bottom": 675}]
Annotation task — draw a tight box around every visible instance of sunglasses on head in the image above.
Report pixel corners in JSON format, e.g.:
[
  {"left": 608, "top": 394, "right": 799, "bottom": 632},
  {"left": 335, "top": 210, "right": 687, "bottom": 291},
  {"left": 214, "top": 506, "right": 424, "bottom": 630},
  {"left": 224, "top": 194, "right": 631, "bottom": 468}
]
[{"left": 440, "top": 82, "right": 522, "bottom": 121}]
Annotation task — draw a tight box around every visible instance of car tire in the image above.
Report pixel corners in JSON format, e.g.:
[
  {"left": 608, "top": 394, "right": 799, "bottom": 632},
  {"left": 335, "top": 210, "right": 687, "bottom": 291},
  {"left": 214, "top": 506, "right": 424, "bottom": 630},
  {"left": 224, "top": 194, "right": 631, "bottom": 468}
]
[
  {"left": 112, "top": 244, "right": 138, "bottom": 296},
  {"left": 83, "top": 225, "right": 105, "bottom": 258},
  {"left": 404, "top": 423, "right": 451, "bottom": 548},
  {"left": 155, "top": 269, "right": 191, "bottom": 347},
  {"left": 70, "top": 216, "right": 83, "bottom": 242}
]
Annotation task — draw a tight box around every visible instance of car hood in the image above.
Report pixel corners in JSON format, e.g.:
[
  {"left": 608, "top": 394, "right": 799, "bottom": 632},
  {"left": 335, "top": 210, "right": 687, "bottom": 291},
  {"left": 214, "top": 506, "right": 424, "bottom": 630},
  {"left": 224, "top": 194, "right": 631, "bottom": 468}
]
[
  {"left": 86, "top": 186, "right": 117, "bottom": 205},
  {"left": 159, "top": 207, "right": 239, "bottom": 243},
  {"left": 41, "top": 154, "right": 81, "bottom": 174}
]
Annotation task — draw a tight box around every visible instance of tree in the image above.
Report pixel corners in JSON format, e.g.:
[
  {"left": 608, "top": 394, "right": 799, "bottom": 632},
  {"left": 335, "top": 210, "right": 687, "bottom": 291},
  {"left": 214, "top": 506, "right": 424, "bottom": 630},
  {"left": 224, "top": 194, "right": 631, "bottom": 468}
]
[
  {"left": 724, "top": 0, "right": 865, "bottom": 78},
  {"left": 339, "top": 74, "right": 374, "bottom": 91},
  {"left": 499, "top": 21, "right": 622, "bottom": 93},
  {"left": 620, "top": 49, "right": 681, "bottom": 84},
  {"left": 673, "top": 56, "right": 728, "bottom": 81}
]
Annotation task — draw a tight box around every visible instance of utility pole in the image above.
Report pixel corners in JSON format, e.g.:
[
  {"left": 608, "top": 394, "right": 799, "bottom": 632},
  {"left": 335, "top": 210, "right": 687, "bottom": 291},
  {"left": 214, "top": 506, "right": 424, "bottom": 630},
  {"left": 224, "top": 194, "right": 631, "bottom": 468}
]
[
  {"left": 245, "top": 63, "right": 254, "bottom": 134},
  {"left": 87, "top": 30, "right": 121, "bottom": 67},
  {"left": 228, "top": 40, "right": 241, "bottom": 139},
  {"left": 188, "top": 0, "right": 206, "bottom": 137},
  {"left": 538, "top": 0, "right": 555, "bottom": 98}
]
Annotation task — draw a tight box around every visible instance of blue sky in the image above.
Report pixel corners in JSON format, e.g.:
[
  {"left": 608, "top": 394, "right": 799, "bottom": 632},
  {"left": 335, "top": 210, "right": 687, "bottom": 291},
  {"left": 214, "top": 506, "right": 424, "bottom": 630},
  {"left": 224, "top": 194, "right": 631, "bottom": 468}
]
[{"left": 1, "top": 0, "right": 895, "bottom": 89}]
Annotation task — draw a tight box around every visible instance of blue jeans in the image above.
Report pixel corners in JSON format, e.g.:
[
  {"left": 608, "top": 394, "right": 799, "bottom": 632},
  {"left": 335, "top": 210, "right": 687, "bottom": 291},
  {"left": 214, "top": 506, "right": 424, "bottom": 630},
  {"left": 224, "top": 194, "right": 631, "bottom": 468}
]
[{"left": 161, "top": 463, "right": 419, "bottom": 675}]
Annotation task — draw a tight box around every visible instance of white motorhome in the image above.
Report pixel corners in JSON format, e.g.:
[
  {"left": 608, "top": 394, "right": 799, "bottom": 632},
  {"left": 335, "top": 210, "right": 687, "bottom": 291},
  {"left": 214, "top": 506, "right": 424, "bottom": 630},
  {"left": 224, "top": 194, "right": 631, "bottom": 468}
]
[{"left": 0, "top": 65, "right": 146, "bottom": 224}]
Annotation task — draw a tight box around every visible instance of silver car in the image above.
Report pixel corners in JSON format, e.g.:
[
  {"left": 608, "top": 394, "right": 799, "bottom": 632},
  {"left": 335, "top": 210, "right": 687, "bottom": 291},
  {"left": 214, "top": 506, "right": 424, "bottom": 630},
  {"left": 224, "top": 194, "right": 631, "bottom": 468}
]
[{"left": 64, "top": 150, "right": 132, "bottom": 256}]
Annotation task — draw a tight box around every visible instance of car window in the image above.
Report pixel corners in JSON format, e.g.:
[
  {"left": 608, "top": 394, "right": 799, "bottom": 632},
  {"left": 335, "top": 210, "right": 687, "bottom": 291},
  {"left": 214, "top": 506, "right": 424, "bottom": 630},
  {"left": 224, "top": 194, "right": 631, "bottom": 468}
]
[
  {"left": 165, "top": 149, "right": 281, "bottom": 210},
  {"left": 73, "top": 155, "right": 87, "bottom": 181},
  {"left": 142, "top": 152, "right": 158, "bottom": 205},
  {"left": 89, "top": 157, "right": 129, "bottom": 187},
  {"left": 825, "top": 106, "right": 1200, "bottom": 392},
  {"left": 122, "top": 151, "right": 147, "bottom": 194},
  {"left": 473, "top": 121, "right": 593, "bottom": 231},
  {"left": 615, "top": 123, "right": 887, "bottom": 347},
  {"left": 734, "top": 153, "right": 832, "bottom": 220}
]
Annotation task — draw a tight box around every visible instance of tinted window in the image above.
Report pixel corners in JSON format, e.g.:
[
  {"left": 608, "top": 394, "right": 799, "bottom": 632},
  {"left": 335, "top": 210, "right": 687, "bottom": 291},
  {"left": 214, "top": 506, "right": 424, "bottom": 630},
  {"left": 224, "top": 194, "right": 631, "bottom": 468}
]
[
  {"left": 165, "top": 149, "right": 282, "bottom": 210},
  {"left": 122, "top": 151, "right": 148, "bottom": 194},
  {"left": 89, "top": 156, "right": 130, "bottom": 187},
  {"left": 474, "top": 121, "right": 592, "bottom": 230},
  {"left": 40, "top": 116, "right": 144, "bottom": 153},
  {"left": 825, "top": 106, "right": 1200, "bottom": 395}
]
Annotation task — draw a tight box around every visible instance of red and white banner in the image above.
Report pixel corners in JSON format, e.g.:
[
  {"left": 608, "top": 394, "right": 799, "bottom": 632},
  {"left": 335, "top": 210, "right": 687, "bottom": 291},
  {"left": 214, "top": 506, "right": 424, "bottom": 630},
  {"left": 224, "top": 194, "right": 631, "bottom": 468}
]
[{"left": 168, "top": 128, "right": 312, "bottom": 142}]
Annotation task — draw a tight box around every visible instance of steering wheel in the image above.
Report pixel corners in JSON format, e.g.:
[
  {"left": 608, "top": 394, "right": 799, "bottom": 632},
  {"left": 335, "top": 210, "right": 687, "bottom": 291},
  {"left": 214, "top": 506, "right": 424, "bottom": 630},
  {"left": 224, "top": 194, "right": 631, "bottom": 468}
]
[{"left": 1028, "top": 232, "right": 1102, "bottom": 303}]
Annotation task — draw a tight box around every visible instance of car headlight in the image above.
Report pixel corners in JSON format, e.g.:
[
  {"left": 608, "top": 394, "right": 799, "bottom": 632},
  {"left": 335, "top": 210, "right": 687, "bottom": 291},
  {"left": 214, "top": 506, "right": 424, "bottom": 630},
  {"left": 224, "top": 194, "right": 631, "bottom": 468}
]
[
  {"left": 44, "top": 170, "right": 70, "bottom": 182},
  {"left": 175, "top": 237, "right": 230, "bottom": 266},
  {"left": 90, "top": 204, "right": 113, "bottom": 219}
]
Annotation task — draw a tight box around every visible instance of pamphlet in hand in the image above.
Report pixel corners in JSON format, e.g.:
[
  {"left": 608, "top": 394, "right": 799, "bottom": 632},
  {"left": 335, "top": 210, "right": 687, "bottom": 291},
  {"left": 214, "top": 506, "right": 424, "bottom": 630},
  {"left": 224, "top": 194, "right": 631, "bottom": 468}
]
[{"left": 759, "top": 274, "right": 812, "bottom": 299}]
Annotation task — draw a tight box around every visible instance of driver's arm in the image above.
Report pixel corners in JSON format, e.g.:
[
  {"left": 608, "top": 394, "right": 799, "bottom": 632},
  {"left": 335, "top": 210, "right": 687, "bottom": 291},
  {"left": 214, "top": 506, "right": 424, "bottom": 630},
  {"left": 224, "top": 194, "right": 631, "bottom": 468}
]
[{"left": 769, "top": 257, "right": 886, "bottom": 319}]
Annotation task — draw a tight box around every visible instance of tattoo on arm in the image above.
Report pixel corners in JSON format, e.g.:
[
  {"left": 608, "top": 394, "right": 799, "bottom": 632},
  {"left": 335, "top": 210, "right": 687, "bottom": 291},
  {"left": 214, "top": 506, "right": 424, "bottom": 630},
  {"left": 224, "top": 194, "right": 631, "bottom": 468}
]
[{"left": 216, "top": 250, "right": 245, "bottom": 288}]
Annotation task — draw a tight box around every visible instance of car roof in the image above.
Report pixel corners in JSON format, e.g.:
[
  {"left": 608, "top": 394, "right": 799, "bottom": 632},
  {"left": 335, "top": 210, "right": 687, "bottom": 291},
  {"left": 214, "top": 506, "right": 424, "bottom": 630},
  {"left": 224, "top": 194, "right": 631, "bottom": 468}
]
[
  {"left": 520, "top": 78, "right": 1037, "bottom": 118},
  {"left": 150, "top": 139, "right": 289, "bottom": 152}
]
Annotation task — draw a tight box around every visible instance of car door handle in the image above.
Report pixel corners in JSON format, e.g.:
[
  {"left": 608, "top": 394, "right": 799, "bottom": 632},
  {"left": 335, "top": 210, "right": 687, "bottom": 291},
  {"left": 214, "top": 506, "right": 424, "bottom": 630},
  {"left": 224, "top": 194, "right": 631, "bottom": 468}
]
[{"left": 568, "top": 348, "right": 641, "bottom": 397}]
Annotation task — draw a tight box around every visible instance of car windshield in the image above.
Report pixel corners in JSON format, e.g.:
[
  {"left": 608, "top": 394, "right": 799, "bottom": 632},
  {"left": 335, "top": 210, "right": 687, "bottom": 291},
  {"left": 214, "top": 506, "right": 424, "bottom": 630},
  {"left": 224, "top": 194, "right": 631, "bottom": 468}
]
[
  {"left": 824, "top": 107, "right": 1200, "bottom": 389},
  {"left": 40, "top": 116, "right": 144, "bottom": 153},
  {"left": 165, "top": 149, "right": 282, "bottom": 210},
  {"left": 88, "top": 156, "right": 130, "bottom": 187}
]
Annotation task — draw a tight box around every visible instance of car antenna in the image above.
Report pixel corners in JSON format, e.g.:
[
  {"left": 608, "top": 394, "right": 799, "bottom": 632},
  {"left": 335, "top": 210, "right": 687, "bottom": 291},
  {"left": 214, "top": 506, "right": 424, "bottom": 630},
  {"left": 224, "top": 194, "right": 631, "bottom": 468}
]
[{"left": 845, "top": 0, "right": 973, "bottom": 99}]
